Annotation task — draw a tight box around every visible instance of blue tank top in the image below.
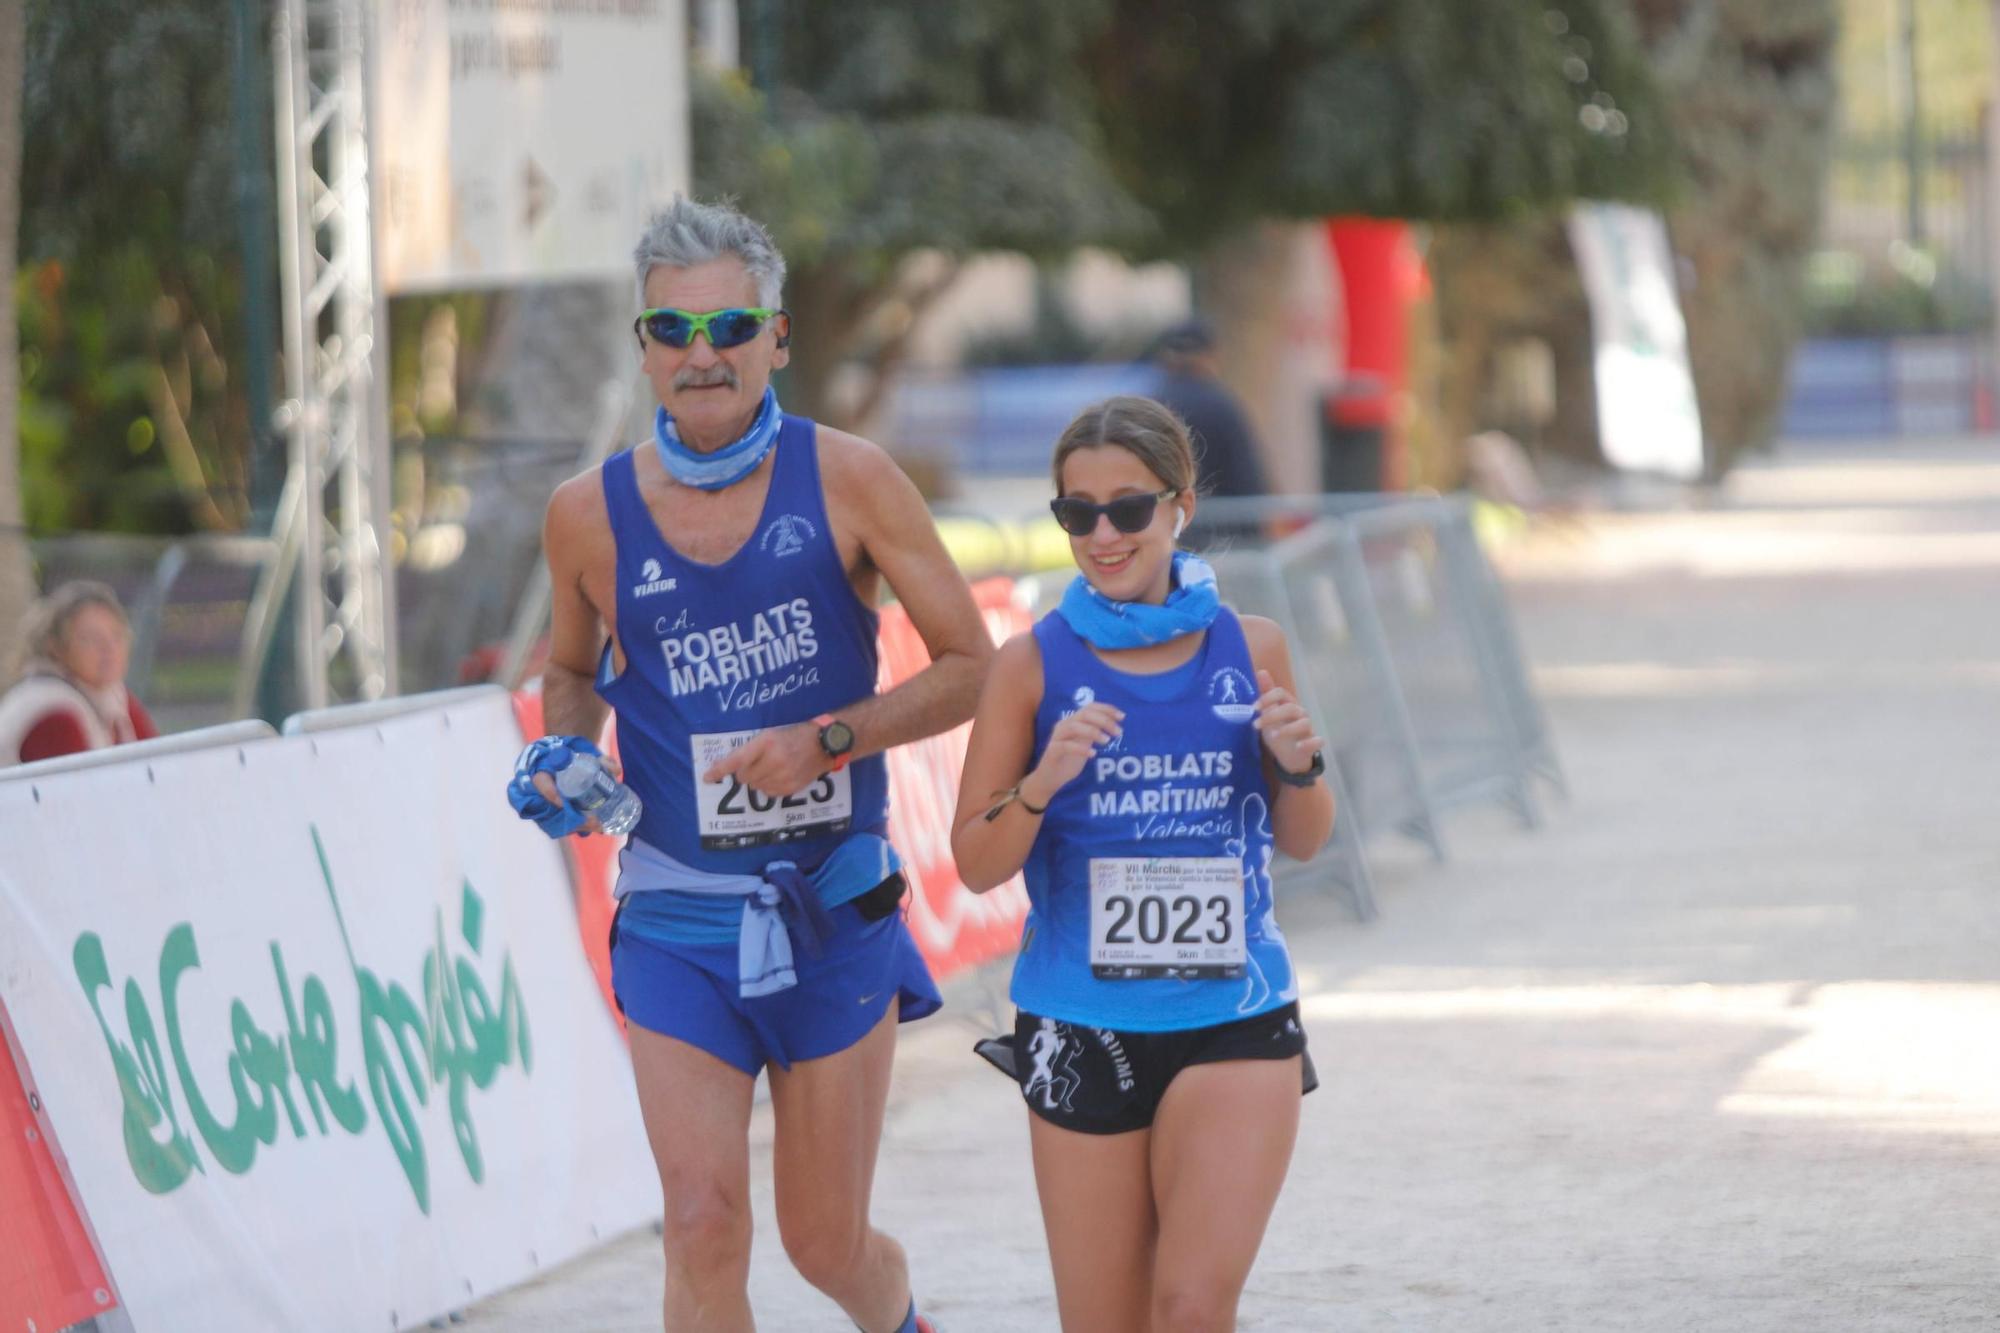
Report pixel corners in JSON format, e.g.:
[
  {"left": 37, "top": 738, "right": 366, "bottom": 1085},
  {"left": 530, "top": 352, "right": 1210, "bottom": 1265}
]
[
  {"left": 1011, "top": 607, "right": 1296, "bottom": 1032},
  {"left": 594, "top": 414, "right": 889, "bottom": 882}
]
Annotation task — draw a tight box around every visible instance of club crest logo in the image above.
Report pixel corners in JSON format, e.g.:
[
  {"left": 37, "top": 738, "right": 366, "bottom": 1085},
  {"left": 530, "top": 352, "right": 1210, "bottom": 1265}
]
[
  {"left": 1207, "top": 667, "right": 1257, "bottom": 722},
  {"left": 759, "top": 514, "right": 815, "bottom": 558}
]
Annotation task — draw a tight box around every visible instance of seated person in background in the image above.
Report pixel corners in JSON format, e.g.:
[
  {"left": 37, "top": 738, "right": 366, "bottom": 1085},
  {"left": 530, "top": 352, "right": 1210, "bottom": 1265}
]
[{"left": 0, "top": 580, "right": 157, "bottom": 765}]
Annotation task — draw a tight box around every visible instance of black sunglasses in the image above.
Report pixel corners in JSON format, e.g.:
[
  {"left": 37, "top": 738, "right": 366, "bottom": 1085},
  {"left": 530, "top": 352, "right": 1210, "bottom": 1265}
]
[{"left": 1049, "top": 489, "right": 1180, "bottom": 537}]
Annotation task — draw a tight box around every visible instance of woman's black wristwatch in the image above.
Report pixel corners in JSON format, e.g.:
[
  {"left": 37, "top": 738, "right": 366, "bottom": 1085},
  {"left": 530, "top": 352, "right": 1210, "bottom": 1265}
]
[{"left": 1272, "top": 750, "right": 1325, "bottom": 788}]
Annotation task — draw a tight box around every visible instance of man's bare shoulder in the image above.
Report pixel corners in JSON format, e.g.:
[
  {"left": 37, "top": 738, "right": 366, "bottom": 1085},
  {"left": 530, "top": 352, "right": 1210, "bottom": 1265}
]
[
  {"left": 543, "top": 464, "right": 618, "bottom": 588},
  {"left": 546, "top": 462, "right": 612, "bottom": 532},
  {"left": 814, "top": 424, "right": 911, "bottom": 506}
]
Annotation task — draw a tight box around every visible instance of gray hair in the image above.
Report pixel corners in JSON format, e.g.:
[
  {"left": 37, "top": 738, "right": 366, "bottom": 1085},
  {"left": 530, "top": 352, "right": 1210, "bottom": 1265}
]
[
  {"left": 9, "top": 579, "right": 128, "bottom": 685},
  {"left": 632, "top": 196, "right": 787, "bottom": 308}
]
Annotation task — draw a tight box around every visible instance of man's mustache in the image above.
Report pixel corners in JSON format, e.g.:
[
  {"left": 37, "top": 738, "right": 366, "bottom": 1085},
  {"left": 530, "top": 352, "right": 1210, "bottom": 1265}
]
[{"left": 674, "top": 367, "right": 740, "bottom": 391}]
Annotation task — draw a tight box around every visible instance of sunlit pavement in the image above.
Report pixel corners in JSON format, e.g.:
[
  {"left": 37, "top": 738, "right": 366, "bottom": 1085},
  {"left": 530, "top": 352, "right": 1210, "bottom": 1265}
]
[{"left": 463, "top": 436, "right": 2000, "bottom": 1331}]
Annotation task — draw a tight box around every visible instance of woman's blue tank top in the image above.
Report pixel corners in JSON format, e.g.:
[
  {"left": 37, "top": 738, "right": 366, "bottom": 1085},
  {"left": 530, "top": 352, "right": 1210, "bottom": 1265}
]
[
  {"left": 594, "top": 414, "right": 888, "bottom": 876},
  {"left": 1011, "top": 606, "right": 1297, "bottom": 1032}
]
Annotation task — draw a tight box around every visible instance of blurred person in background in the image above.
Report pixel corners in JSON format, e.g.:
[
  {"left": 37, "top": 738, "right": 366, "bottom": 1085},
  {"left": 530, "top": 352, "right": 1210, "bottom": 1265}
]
[
  {"left": 0, "top": 580, "right": 157, "bottom": 766},
  {"left": 1148, "top": 320, "right": 1271, "bottom": 545}
]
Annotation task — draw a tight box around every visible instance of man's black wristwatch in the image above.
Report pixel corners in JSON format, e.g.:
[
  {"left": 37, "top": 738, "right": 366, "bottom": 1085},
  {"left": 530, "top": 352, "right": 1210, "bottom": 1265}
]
[
  {"left": 1272, "top": 749, "right": 1325, "bottom": 788},
  {"left": 814, "top": 714, "right": 855, "bottom": 772}
]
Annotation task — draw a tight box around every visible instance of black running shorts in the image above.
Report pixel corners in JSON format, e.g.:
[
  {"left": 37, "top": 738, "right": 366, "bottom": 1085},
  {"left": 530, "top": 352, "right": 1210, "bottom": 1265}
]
[{"left": 978, "top": 1002, "right": 1316, "bottom": 1136}]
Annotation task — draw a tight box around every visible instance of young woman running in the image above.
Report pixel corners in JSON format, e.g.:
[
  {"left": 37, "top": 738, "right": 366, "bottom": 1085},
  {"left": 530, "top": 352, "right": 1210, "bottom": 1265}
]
[{"left": 952, "top": 396, "right": 1335, "bottom": 1331}]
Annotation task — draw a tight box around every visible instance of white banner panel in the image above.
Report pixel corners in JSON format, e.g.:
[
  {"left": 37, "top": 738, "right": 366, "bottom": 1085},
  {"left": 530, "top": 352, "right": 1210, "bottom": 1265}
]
[
  {"left": 374, "top": 0, "right": 689, "bottom": 293},
  {"left": 0, "top": 692, "right": 656, "bottom": 1332},
  {"left": 1567, "top": 203, "right": 1706, "bottom": 481}
]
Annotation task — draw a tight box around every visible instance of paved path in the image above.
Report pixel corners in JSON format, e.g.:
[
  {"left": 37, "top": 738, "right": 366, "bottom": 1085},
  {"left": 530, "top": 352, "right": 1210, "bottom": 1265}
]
[{"left": 462, "top": 439, "right": 2000, "bottom": 1331}]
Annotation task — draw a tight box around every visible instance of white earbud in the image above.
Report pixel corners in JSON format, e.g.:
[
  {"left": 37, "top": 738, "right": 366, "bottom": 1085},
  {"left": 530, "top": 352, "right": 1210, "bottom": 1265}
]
[{"left": 1173, "top": 511, "right": 1186, "bottom": 539}]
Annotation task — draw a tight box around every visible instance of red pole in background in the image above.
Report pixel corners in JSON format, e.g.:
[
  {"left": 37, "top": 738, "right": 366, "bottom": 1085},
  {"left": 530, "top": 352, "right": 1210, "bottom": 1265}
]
[{"left": 1327, "top": 219, "right": 1425, "bottom": 491}]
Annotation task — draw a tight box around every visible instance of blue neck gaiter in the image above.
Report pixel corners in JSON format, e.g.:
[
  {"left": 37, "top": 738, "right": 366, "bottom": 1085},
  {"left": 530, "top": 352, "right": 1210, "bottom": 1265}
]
[
  {"left": 1056, "top": 551, "right": 1221, "bottom": 649},
  {"left": 652, "top": 386, "right": 783, "bottom": 491}
]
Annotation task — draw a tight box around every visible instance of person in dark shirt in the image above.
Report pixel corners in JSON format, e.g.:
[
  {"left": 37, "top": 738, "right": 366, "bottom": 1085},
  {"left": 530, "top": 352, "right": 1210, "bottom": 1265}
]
[
  {"left": 1148, "top": 319, "right": 1269, "bottom": 497},
  {"left": 1147, "top": 320, "right": 1270, "bottom": 545}
]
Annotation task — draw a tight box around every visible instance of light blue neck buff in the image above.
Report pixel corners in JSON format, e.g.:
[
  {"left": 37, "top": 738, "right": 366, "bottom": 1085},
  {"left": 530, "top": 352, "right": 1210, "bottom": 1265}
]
[
  {"left": 1057, "top": 550, "right": 1220, "bottom": 649},
  {"left": 652, "top": 386, "right": 783, "bottom": 491}
]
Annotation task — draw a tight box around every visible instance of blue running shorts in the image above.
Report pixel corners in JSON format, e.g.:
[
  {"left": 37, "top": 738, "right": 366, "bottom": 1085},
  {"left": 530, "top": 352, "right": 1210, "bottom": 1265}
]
[{"left": 611, "top": 895, "right": 943, "bottom": 1076}]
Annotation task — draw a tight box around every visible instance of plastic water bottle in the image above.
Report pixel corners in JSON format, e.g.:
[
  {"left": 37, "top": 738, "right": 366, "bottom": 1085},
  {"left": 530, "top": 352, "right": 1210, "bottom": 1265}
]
[{"left": 553, "top": 751, "right": 642, "bottom": 836}]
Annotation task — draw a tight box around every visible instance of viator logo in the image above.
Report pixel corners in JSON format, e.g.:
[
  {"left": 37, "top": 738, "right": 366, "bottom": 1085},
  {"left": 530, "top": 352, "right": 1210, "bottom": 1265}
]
[{"left": 632, "top": 557, "right": 678, "bottom": 598}]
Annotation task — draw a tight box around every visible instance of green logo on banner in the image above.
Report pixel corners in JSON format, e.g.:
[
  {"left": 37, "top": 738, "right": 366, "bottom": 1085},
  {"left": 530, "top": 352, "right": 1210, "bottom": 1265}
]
[{"left": 73, "top": 826, "right": 533, "bottom": 1214}]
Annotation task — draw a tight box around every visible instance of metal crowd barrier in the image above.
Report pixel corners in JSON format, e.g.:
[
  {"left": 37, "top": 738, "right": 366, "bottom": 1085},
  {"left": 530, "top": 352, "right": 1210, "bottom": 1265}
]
[
  {"left": 1201, "top": 544, "right": 1382, "bottom": 919},
  {"left": 1204, "top": 495, "right": 1561, "bottom": 868},
  {"left": 1433, "top": 508, "right": 1567, "bottom": 798},
  {"left": 956, "top": 488, "right": 1566, "bottom": 917}
]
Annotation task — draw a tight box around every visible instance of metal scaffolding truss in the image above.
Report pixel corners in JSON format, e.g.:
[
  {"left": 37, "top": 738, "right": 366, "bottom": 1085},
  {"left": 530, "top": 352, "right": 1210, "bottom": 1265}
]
[{"left": 271, "top": 0, "right": 397, "bottom": 707}]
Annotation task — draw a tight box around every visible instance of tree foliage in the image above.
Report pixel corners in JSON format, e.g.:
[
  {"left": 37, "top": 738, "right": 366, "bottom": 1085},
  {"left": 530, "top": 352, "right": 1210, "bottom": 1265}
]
[
  {"left": 1061, "top": 1, "right": 1674, "bottom": 483},
  {"left": 1081, "top": 0, "right": 1676, "bottom": 255},
  {"left": 1645, "top": 0, "right": 1839, "bottom": 470},
  {"left": 722, "top": 0, "right": 1673, "bottom": 432},
  {"left": 0, "top": 0, "right": 29, "bottom": 676},
  {"left": 17, "top": 0, "right": 254, "bottom": 535},
  {"left": 694, "top": 1, "right": 1150, "bottom": 425},
  {"left": 1428, "top": 0, "right": 1838, "bottom": 481},
  {"left": 762, "top": 0, "right": 1145, "bottom": 259},
  {"left": 7, "top": 0, "right": 1690, "bottom": 532}
]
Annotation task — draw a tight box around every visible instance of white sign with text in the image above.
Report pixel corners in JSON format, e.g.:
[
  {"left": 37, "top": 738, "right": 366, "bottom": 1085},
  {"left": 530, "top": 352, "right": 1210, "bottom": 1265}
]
[
  {"left": 374, "top": 0, "right": 689, "bottom": 292},
  {"left": 0, "top": 692, "right": 655, "bottom": 1332}
]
